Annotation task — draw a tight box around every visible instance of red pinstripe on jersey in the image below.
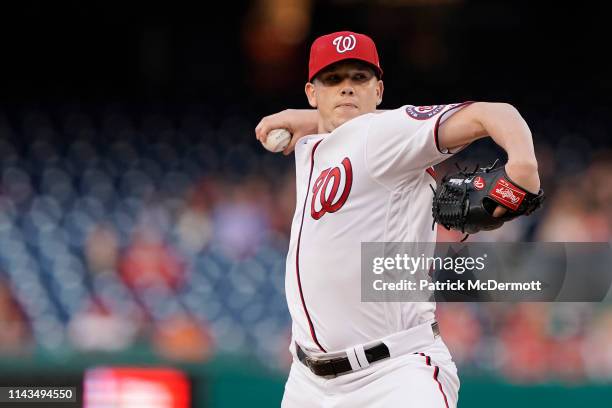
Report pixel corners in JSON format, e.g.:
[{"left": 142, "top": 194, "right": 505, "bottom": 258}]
[{"left": 295, "top": 140, "right": 326, "bottom": 353}]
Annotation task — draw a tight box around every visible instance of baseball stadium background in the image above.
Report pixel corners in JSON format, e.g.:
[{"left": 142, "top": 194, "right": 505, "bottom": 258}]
[{"left": 0, "top": 1, "right": 610, "bottom": 407}]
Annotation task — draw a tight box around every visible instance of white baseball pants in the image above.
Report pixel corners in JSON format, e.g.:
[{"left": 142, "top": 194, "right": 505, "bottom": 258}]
[{"left": 282, "top": 326, "right": 459, "bottom": 408}]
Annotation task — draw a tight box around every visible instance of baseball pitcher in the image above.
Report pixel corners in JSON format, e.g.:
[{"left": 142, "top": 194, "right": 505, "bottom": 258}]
[{"left": 255, "top": 31, "right": 543, "bottom": 408}]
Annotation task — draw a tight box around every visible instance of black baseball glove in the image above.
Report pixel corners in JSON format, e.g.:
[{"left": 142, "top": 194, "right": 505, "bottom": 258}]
[{"left": 431, "top": 161, "right": 545, "bottom": 237}]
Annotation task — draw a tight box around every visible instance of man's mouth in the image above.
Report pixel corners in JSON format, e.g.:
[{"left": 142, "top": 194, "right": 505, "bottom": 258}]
[{"left": 336, "top": 103, "right": 358, "bottom": 109}]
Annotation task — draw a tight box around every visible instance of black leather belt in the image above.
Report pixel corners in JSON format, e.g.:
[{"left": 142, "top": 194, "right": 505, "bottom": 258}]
[{"left": 297, "top": 322, "right": 440, "bottom": 377}]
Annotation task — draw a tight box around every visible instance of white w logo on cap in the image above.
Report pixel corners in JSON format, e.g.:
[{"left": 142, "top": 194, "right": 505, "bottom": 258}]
[{"left": 332, "top": 35, "right": 356, "bottom": 53}]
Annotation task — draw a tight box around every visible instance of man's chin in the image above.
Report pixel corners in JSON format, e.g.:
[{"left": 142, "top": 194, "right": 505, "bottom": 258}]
[{"left": 333, "top": 111, "right": 361, "bottom": 127}]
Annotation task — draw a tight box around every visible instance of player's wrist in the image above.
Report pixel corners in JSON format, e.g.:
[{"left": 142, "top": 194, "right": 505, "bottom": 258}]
[
  {"left": 505, "top": 158, "right": 538, "bottom": 174},
  {"left": 285, "top": 109, "right": 319, "bottom": 134},
  {"left": 504, "top": 160, "right": 540, "bottom": 194}
]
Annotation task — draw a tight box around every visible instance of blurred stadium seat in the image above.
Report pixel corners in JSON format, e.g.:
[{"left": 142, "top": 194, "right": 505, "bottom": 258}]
[{"left": 0, "top": 101, "right": 611, "bottom": 382}]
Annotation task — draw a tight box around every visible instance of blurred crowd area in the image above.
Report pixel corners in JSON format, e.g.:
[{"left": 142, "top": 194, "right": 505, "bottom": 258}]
[{"left": 0, "top": 104, "right": 610, "bottom": 383}]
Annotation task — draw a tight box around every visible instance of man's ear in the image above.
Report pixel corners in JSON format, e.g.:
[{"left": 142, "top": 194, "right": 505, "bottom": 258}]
[
  {"left": 376, "top": 80, "right": 384, "bottom": 106},
  {"left": 305, "top": 82, "right": 317, "bottom": 108}
]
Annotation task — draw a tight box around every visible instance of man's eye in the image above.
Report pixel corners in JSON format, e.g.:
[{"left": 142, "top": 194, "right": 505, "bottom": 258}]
[
  {"left": 327, "top": 75, "right": 340, "bottom": 83},
  {"left": 354, "top": 73, "right": 368, "bottom": 81}
]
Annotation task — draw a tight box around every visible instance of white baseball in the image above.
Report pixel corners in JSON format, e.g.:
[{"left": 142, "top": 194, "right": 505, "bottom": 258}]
[{"left": 262, "top": 128, "right": 292, "bottom": 153}]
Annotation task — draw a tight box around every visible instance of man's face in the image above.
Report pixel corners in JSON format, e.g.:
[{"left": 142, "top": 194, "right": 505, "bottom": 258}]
[{"left": 305, "top": 61, "right": 384, "bottom": 132}]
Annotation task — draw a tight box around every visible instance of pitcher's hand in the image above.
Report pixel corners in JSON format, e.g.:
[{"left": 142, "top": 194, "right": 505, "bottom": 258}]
[{"left": 255, "top": 109, "right": 319, "bottom": 155}]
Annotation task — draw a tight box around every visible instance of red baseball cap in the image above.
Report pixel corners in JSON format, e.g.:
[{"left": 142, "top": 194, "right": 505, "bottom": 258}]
[{"left": 308, "top": 31, "right": 383, "bottom": 82}]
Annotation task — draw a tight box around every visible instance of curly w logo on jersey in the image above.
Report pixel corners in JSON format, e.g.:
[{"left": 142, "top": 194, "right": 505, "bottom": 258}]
[{"left": 311, "top": 158, "right": 353, "bottom": 220}]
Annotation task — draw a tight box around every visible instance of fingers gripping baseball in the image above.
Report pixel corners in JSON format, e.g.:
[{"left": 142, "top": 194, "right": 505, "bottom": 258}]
[
  {"left": 255, "top": 109, "right": 319, "bottom": 155},
  {"left": 261, "top": 129, "right": 292, "bottom": 153},
  {"left": 255, "top": 114, "right": 280, "bottom": 143}
]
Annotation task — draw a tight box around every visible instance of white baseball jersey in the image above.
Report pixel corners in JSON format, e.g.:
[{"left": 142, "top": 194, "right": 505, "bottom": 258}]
[{"left": 285, "top": 103, "right": 472, "bottom": 354}]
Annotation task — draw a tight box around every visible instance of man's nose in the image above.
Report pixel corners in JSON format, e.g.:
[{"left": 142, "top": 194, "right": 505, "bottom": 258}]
[{"left": 340, "top": 86, "right": 354, "bottom": 96}]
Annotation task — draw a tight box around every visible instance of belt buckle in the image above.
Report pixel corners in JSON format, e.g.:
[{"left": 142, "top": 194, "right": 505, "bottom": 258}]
[
  {"left": 305, "top": 356, "right": 341, "bottom": 378},
  {"left": 304, "top": 356, "right": 324, "bottom": 372},
  {"left": 304, "top": 356, "right": 316, "bottom": 371}
]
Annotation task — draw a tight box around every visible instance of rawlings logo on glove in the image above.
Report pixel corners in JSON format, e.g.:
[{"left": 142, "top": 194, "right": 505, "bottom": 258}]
[
  {"left": 490, "top": 178, "right": 525, "bottom": 210},
  {"left": 431, "top": 161, "right": 545, "bottom": 239}
]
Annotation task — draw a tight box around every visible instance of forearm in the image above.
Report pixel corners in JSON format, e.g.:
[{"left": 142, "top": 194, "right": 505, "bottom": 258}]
[
  {"left": 477, "top": 103, "right": 537, "bottom": 167},
  {"left": 286, "top": 109, "right": 320, "bottom": 134},
  {"left": 476, "top": 103, "right": 540, "bottom": 191},
  {"left": 255, "top": 109, "right": 319, "bottom": 140}
]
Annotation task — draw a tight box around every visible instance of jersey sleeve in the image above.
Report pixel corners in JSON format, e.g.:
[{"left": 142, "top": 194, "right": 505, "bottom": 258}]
[{"left": 365, "top": 102, "right": 474, "bottom": 189}]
